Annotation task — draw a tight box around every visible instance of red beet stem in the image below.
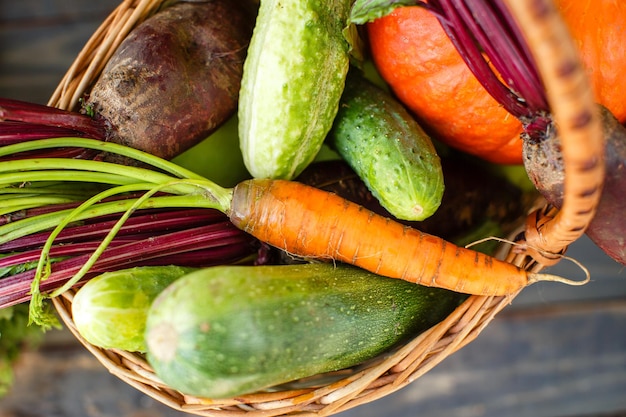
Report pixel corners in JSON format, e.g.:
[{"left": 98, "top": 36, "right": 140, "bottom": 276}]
[
  {"left": 0, "top": 208, "right": 227, "bottom": 251},
  {"left": 0, "top": 222, "right": 257, "bottom": 308},
  {"left": 424, "top": 0, "right": 548, "bottom": 118},
  {"left": 0, "top": 121, "right": 88, "bottom": 144},
  {"left": 0, "top": 97, "right": 106, "bottom": 140}
]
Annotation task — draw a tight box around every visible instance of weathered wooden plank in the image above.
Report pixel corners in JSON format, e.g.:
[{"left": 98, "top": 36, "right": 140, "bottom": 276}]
[
  {"left": 0, "top": 0, "right": 119, "bottom": 103},
  {"left": 0, "top": 0, "right": 117, "bottom": 20},
  {"left": 342, "top": 300, "right": 626, "bottom": 417},
  {"left": 511, "top": 235, "right": 626, "bottom": 309}
]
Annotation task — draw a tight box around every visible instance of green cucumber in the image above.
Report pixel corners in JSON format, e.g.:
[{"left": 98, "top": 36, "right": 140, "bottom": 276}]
[
  {"left": 238, "top": 0, "right": 351, "bottom": 180},
  {"left": 145, "top": 263, "right": 465, "bottom": 398},
  {"left": 327, "top": 70, "right": 444, "bottom": 221},
  {"left": 72, "top": 266, "right": 196, "bottom": 352}
]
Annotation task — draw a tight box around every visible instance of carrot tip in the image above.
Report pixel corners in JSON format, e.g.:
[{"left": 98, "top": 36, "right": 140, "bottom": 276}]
[
  {"left": 528, "top": 254, "right": 591, "bottom": 287},
  {"left": 465, "top": 235, "right": 591, "bottom": 289}
]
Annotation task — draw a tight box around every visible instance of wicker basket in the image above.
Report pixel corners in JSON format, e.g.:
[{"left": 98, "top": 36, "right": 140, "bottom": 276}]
[{"left": 48, "top": 0, "right": 606, "bottom": 415}]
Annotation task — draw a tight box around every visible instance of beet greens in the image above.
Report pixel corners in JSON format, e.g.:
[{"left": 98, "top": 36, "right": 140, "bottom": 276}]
[{"left": 0, "top": 137, "right": 258, "bottom": 328}]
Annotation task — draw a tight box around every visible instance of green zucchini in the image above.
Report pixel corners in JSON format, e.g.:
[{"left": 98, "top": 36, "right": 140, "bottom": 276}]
[
  {"left": 238, "top": 0, "right": 351, "bottom": 180},
  {"left": 327, "top": 70, "right": 444, "bottom": 221},
  {"left": 72, "top": 266, "right": 196, "bottom": 352},
  {"left": 145, "top": 263, "right": 465, "bottom": 398}
]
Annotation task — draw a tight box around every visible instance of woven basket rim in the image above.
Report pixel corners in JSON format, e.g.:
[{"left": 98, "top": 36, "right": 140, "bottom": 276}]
[{"left": 45, "top": 0, "right": 606, "bottom": 415}]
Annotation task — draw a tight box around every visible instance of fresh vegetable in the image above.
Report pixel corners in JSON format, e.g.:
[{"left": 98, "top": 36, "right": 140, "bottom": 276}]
[
  {"left": 238, "top": 0, "right": 351, "bottom": 179},
  {"left": 295, "top": 156, "right": 535, "bottom": 246},
  {"left": 524, "top": 105, "right": 626, "bottom": 265},
  {"left": 85, "top": 0, "right": 256, "bottom": 161},
  {"left": 72, "top": 266, "right": 196, "bottom": 352},
  {"left": 366, "top": 5, "right": 524, "bottom": 164},
  {"left": 1, "top": 0, "right": 257, "bottom": 161},
  {"left": 229, "top": 177, "right": 536, "bottom": 296},
  {"left": 0, "top": 203, "right": 258, "bottom": 311},
  {"left": 145, "top": 263, "right": 465, "bottom": 398},
  {"left": 327, "top": 70, "right": 444, "bottom": 221},
  {"left": 555, "top": 0, "right": 626, "bottom": 123},
  {"left": 0, "top": 138, "right": 585, "bottom": 328},
  {"left": 364, "top": 0, "right": 624, "bottom": 165}
]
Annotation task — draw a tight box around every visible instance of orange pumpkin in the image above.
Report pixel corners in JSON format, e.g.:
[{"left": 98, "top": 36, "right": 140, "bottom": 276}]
[
  {"left": 367, "top": 1, "right": 626, "bottom": 164},
  {"left": 558, "top": 0, "right": 626, "bottom": 122}
]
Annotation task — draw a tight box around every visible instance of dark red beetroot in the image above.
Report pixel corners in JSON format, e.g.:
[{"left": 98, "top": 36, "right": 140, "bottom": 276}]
[
  {"left": 524, "top": 105, "right": 626, "bottom": 265},
  {"left": 84, "top": 0, "right": 257, "bottom": 160},
  {"left": 0, "top": 0, "right": 256, "bottom": 161}
]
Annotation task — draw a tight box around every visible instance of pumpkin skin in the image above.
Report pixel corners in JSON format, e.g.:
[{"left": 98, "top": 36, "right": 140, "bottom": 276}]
[
  {"left": 367, "top": 1, "right": 626, "bottom": 164},
  {"left": 367, "top": 6, "right": 524, "bottom": 165},
  {"left": 557, "top": 0, "right": 626, "bottom": 123}
]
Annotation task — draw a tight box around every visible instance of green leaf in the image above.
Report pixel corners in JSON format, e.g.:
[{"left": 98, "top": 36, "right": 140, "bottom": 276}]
[
  {"left": 343, "top": 23, "right": 367, "bottom": 66},
  {"left": 0, "top": 262, "right": 32, "bottom": 280},
  {"left": 0, "top": 256, "right": 69, "bottom": 280},
  {"left": 349, "top": 0, "right": 420, "bottom": 25},
  {"left": 0, "top": 304, "right": 46, "bottom": 397}
]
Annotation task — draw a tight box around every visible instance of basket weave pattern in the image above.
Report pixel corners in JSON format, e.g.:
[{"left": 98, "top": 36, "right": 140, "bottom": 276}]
[{"left": 49, "top": 0, "right": 605, "bottom": 415}]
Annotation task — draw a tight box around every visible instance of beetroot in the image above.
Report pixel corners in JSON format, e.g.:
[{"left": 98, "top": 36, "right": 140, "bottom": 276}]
[
  {"left": 1, "top": 0, "right": 257, "bottom": 161},
  {"left": 84, "top": 0, "right": 256, "bottom": 160},
  {"left": 524, "top": 105, "right": 626, "bottom": 265}
]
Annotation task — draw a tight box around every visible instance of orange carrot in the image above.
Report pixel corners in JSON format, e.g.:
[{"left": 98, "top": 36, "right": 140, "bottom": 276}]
[
  {"left": 3, "top": 137, "right": 584, "bottom": 310},
  {"left": 229, "top": 179, "right": 577, "bottom": 296}
]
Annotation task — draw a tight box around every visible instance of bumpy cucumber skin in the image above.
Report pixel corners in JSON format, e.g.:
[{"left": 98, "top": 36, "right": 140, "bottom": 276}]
[
  {"left": 238, "top": 0, "right": 351, "bottom": 180},
  {"left": 145, "top": 264, "right": 464, "bottom": 398},
  {"left": 72, "top": 266, "right": 195, "bottom": 352},
  {"left": 328, "top": 71, "right": 444, "bottom": 221}
]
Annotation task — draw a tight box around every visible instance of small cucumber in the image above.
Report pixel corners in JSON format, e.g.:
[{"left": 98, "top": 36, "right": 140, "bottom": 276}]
[
  {"left": 72, "top": 266, "right": 195, "bottom": 352},
  {"left": 145, "top": 263, "right": 465, "bottom": 398},
  {"left": 327, "top": 70, "right": 444, "bottom": 221},
  {"left": 238, "top": 0, "right": 351, "bottom": 180}
]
